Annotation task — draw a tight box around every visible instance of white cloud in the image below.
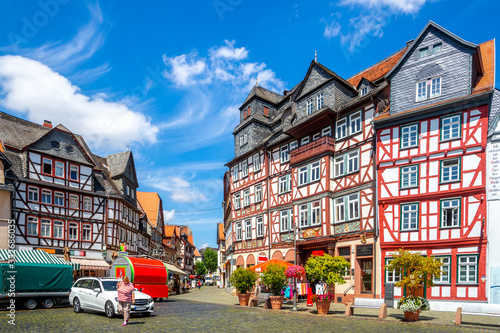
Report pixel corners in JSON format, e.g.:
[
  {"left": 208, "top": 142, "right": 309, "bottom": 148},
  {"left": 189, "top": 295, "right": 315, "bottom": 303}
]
[
  {"left": 211, "top": 40, "right": 248, "bottom": 60},
  {"left": 162, "top": 53, "right": 207, "bottom": 87},
  {"left": 0, "top": 55, "right": 159, "bottom": 151},
  {"left": 200, "top": 243, "right": 209, "bottom": 249},
  {"left": 326, "top": 0, "right": 433, "bottom": 53},
  {"left": 164, "top": 209, "right": 175, "bottom": 222}
]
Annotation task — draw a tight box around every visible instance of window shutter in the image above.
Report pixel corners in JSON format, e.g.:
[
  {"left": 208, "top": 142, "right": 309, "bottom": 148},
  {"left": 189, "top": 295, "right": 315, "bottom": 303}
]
[
  {"left": 248, "top": 106, "right": 251, "bottom": 116},
  {"left": 263, "top": 106, "right": 269, "bottom": 117}
]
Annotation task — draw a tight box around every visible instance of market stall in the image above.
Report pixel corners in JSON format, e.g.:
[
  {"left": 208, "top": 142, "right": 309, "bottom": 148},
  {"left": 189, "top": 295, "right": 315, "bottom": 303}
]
[{"left": 111, "top": 256, "right": 168, "bottom": 298}]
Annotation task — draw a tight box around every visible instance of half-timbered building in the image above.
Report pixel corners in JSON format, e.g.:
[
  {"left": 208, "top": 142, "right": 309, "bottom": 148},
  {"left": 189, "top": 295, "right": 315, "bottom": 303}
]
[
  {"left": 375, "top": 22, "right": 496, "bottom": 310},
  {"left": 0, "top": 140, "right": 13, "bottom": 250},
  {"left": 0, "top": 113, "right": 109, "bottom": 275}
]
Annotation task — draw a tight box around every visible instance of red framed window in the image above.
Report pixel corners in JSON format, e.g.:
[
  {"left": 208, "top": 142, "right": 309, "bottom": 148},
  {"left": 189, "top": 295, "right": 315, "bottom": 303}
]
[
  {"left": 68, "top": 222, "right": 79, "bottom": 240},
  {"left": 54, "top": 160, "right": 65, "bottom": 178},
  {"left": 54, "top": 220, "right": 64, "bottom": 239},
  {"left": 42, "top": 158, "right": 52, "bottom": 175},
  {"left": 41, "top": 189, "right": 52, "bottom": 205},
  {"left": 69, "top": 194, "right": 79, "bottom": 209},
  {"left": 27, "top": 216, "right": 39, "bottom": 236},
  {"left": 82, "top": 224, "right": 91, "bottom": 241},
  {"left": 41, "top": 218, "right": 51, "bottom": 238},
  {"left": 28, "top": 186, "right": 39, "bottom": 202},
  {"left": 83, "top": 197, "right": 92, "bottom": 211},
  {"left": 54, "top": 192, "right": 64, "bottom": 206},
  {"left": 69, "top": 164, "right": 79, "bottom": 181}
]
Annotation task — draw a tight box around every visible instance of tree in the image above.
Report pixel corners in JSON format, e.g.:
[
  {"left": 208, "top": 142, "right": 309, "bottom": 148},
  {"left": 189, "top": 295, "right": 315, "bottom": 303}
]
[
  {"left": 261, "top": 264, "right": 287, "bottom": 296},
  {"left": 203, "top": 248, "right": 218, "bottom": 274},
  {"left": 385, "top": 248, "right": 442, "bottom": 297},
  {"left": 195, "top": 261, "right": 207, "bottom": 277},
  {"left": 305, "top": 254, "right": 350, "bottom": 286},
  {"left": 230, "top": 268, "right": 258, "bottom": 294}
]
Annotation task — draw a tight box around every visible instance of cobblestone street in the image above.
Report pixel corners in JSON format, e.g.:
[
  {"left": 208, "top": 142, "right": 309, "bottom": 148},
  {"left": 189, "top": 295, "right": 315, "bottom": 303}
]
[{"left": 1, "top": 286, "right": 499, "bottom": 332}]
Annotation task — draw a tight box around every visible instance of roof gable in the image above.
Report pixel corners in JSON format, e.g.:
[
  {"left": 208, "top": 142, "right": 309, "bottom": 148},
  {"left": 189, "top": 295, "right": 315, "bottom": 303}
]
[
  {"left": 105, "top": 151, "right": 138, "bottom": 186},
  {"left": 387, "top": 21, "right": 477, "bottom": 79},
  {"left": 137, "top": 191, "right": 161, "bottom": 227},
  {"left": 241, "top": 85, "right": 283, "bottom": 108}
]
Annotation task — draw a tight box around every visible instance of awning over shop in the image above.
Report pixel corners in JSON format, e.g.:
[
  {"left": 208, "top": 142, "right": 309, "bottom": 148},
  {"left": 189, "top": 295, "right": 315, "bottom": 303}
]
[
  {"left": 165, "top": 263, "right": 188, "bottom": 276},
  {"left": 0, "top": 249, "right": 80, "bottom": 270},
  {"left": 71, "top": 258, "right": 110, "bottom": 270}
]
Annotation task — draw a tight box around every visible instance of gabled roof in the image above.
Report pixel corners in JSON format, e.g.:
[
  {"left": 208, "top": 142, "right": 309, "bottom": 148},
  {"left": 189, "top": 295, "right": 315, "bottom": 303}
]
[
  {"left": 386, "top": 21, "right": 477, "bottom": 79},
  {"left": 241, "top": 85, "right": 284, "bottom": 108},
  {"left": 194, "top": 248, "right": 201, "bottom": 257},
  {"left": 136, "top": 191, "right": 161, "bottom": 228},
  {"left": 294, "top": 60, "right": 356, "bottom": 101},
  {"left": 347, "top": 46, "right": 407, "bottom": 88},
  {"left": 164, "top": 225, "right": 176, "bottom": 237},
  {"left": 218, "top": 223, "right": 225, "bottom": 242},
  {"left": 105, "top": 150, "right": 138, "bottom": 186},
  {"left": 0, "top": 111, "right": 50, "bottom": 150}
]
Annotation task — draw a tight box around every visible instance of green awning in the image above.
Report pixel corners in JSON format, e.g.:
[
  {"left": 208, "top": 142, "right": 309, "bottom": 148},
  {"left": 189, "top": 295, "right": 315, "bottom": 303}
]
[{"left": 0, "top": 249, "right": 80, "bottom": 270}]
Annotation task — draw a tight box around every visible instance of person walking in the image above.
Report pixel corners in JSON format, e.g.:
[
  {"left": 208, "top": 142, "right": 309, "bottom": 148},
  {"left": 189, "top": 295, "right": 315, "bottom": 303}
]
[
  {"left": 117, "top": 276, "right": 135, "bottom": 326},
  {"left": 197, "top": 280, "right": 202, "bottom": 290}
]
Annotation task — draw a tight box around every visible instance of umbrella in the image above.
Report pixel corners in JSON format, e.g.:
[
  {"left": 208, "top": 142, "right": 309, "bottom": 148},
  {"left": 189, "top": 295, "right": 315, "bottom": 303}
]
[{"left": 249, "top": 259, "right": 293, "bottom": 273}]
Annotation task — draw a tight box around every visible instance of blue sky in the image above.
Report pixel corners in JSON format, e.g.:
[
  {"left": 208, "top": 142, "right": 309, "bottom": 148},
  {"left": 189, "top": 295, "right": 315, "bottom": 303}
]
[{"left": 0, "top": 0, "right": 498, "bottom": 249}]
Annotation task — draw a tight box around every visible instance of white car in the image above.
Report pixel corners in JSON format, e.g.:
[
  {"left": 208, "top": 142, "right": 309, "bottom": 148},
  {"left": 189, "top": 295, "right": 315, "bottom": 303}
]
[{"left": 69, "top": 277, "right": 154, "bottom": 318}]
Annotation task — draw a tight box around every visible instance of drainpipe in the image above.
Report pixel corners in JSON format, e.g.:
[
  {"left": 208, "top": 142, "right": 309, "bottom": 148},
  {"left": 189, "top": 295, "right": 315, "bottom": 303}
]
[
  {"left": 266, "top": 148, "right": 271, "bottom": 261},
  {"left": 372, "top": 96, "right": 379, "bottom": 299}
]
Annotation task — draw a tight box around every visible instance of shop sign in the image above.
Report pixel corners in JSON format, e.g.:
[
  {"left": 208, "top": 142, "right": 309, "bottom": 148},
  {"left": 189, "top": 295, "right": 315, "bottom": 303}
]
[
  {"left": 70, "top": 250, "right": 86, "bottom": 256},
  {"left": 356, "top": 244, "right": 373, "bottom": 257},
  {"left": 258, "top": 256, "right": 267, "bottom": 262}
]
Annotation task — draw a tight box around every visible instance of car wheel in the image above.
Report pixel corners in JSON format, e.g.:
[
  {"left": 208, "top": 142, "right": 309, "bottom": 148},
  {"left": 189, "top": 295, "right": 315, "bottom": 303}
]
[
  {"left": 42, "top": 298, "right": 55, "bottom": 309},
  {"left": 105, "top": 301, "right": 115, "bottom": 318},
  {"left": 142, "top": 312, "right": 152, "bottom": 317},
  {"left": 24, "top": 298, "right": 38, "bottom": 310},
  {"left": 73, "top": 297, "right": 83, "bottom": 313}
]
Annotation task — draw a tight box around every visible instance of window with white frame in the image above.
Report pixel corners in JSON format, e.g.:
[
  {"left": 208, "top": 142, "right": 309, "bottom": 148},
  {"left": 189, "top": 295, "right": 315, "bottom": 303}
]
[
  {"left": 430, "top": 77, "right": 441, "bottom": 97},
  {"left": 27, "top": 216, "right": 38, "bottom": 236},
  {"left": 334, "top": 150, "right": 359, "bottom": 177},
  {"left": 54, "top": 220, "right": 64, "bottom": 239},
  {"left": 42, "top": 158, "right": 52, "bottom": 175},
  {"left": 279, "top": 175, "right": 290, "bottom": 194},
  {"left": 350, "top": 111, "right": 362, "bottom": 135},
  {"left": 433, "top": 43, "right": 442, "bottom": 54},
  {"left": 321, "top": 126, "right": 331, "bottom": 137},
  {"left": 307, "top": 99, "right": 313, "bottom": 115},
  {"left": 28, "top": 187, "right": 39, "bottom": 202},
  {"left": 41, "top": 219, "right": 51, "bottom": 237},
  {"left": 385, "top": 259, "right": 401, "bottom": 283},
  {"left": 245, "top": 220, "right": 251, "bottom": 239},
  {"left": 310, "top": 161, "right": 320, "bottom": 182},
  {"left": 289, "top": 141, "right": 298, "bottom": 151},
  {"left": 360, "top": 87, "right": 368, "bottom": 96},
  {"left": 317, "top": 93, "right": 323, "bottom": 109},
  {"left": 311, "top": 201, "right": 321, "bottom": 225},
  {"left": 298, "top": 166, "right": 308, "bottom": 186},
  {"left": 42, "top": 189, "right": 51, "bottom": 204},
  {"left": 234, "top": 193, "right": 241, "bottom": 210},
  {"left": 69, "top": 222, "right": 78, "bottom": 240},
  {"left": 255, "top": 184, "right": 262, "bottom": 203},
  {"left": 82, "top": 224, "right": 91, "bottom": 241},
  {"left": 126, "top": 186, "right": 130, "bottom": 196},
  {"left": 256, "top": 217, "right": 263, "bottom": 237},
  {"left": 233, "top": 165, "right": 239, "bottom": 182},
  {"left": 301, "top": 137, "right": 310, "bottom": 145},
  {"left": 280, "top": 209, "right": 291, "bottom": 232},
  {"left": 400, "top": 124, "right": 419, "bottom": 149},
  {"left": 299, "top": 204, "right": 308, "bottom": 227},
  {"left": 312, "top": 133, "right": 320, "bottom": 141},
  {"left": 416, "top": 77, "right": 441, "bottom": 101},
  {"left": 401, "top": 203, "right": 419, "bottom": 231},
  {"left": 240, "top": 136, "right": 244, "bottom": 147},
  {"left": 55, "top": 161, "right": 64, "bottom": 178},
  {"left": 54, "top": 192, "right": 63, "bottom": 206},
  {"left": 433, "top": 257, "right": 450, "bottom": 284},
  {"left": 243, "top": 189, "right": 250, "bottom": 207},
  {"left": 441, "top": 198, "right": 460, "bottom": 228},
  {"left": 253, "top": 153, "right": 261, "bottom": 172},
  {"left": 419, "top": 47, "right": 428, "bottom": 58},
  {"left": 83, "top": 197, "right": 92, "bottom": 211},
  {"left": 70, "top": 165, "right": 78, "bottom": 181},
  {"left": 336, "top": 118, "right": 347, "bottom": 139},
  {"left": 416, "top": 81, "right": 427, "bottom": 101},
  {"left": 401, "top": 165, "right": 418, "bottom": 188},
  {"left": 334, "top": 193, "right": 359, "bottom": 223},
  {"left": 281, "top": 144, "right": 290, "bottom": 163},
  {"left": 441, "top": 114, "right": 461, "bottom": 141},
  {"left": 244, "top": 133, "right": 248, "bottom": 144},
  {"left": 458, "top": 255, "right": 478, "bottom": 284},
  {"left": 242, "top": 160, "right": 248, "bottom": 178},
  {"left": 441, "top": 158, "right": 460, "bottom": 183}
]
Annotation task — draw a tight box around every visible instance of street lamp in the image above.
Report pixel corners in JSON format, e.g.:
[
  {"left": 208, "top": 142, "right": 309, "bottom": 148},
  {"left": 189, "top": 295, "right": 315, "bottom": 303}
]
[{"left": 284, "top": 224, "right": 299, "bottom": 312}]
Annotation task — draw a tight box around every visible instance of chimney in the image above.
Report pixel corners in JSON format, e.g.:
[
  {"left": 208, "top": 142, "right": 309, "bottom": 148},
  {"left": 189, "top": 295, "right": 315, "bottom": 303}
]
[{"left": 43, "top": 120, "right": 53, "bottom": 128}]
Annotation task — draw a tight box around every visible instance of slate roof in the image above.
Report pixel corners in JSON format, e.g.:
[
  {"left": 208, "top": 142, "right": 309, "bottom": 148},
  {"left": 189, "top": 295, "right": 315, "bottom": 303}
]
[
  {"left": 105, "top": 151, "right": 132, "bottom": 178},
  {"left": 137, "top": 191, "right": 161, "bottom": 228},
  {"left": 0, "top": 111, "right": 50, "bottom": 150},
  {"left": 241, "top": 85, "right": 284, "bottom": 107}
]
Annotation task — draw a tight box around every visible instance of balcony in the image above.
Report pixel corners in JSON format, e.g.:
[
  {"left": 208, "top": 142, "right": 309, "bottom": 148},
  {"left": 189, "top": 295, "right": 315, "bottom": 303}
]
[{"left": 290, "top": 136, "right": 335, "bottom": 165}]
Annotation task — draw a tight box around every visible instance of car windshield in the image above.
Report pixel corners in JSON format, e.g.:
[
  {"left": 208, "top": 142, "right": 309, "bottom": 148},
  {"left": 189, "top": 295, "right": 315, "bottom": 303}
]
[{"left": 101, "top": 281, "right": 118, "bottom": 292}]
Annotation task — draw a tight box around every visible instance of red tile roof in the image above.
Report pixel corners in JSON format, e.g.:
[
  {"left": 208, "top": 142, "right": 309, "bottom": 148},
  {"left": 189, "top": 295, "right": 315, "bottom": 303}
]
[
  {"left": 164, "top": 225, "right": 176, "bottom": 237},
  {"left": 347, "top": 47, "right": 407, "bottom": 88},
  {"left": 218, "top": 223, "right": 225, "bottom": 241},
  {"left": 194, "top": 248, "right": 201, "bottom": 257},
  {"left": 136, "top": 191, "right": 160, "bottom": 227}
]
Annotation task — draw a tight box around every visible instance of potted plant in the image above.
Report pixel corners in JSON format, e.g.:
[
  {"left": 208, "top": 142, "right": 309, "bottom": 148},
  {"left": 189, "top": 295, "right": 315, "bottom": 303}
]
[
  {"left": 230, "top": 268, "right": 258, "bottom": 306},
  {"left": 261, "top": 264, "right": 288, "bottom": 309},
  {"left": 385, "top": 248, "right": 442, "bottom": 321},
  {"left": 305, "top": 254, "right": 350, "bottom": 315}
]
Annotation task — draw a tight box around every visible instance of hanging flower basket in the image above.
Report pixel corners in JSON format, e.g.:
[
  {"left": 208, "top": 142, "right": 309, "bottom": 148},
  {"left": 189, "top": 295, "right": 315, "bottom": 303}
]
[{"left": 285, "top": 265, "right": 305, "bottom": 278}]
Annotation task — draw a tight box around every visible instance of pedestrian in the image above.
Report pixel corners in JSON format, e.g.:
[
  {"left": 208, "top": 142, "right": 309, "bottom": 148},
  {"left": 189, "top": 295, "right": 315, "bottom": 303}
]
[
  {"left": 117, "top": 276, "right": 135, "bottom": 326},
  {"left": 197, "top": 280, "right": 202, "bottom": 290}
]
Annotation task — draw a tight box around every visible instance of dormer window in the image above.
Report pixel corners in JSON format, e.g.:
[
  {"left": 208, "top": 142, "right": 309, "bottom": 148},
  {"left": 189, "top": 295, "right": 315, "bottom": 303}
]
[
  {"left": 433, "top": 43, "right": 442, "bottom": 54},
  {"left": 307, "top": 99, "right": 313, "bottom": 115},
  {"left": 360, "top": 87, "right": 368, "bottom": 96},
  {"left": 316, "top": 93, "right": 324, "bottom": 109}
]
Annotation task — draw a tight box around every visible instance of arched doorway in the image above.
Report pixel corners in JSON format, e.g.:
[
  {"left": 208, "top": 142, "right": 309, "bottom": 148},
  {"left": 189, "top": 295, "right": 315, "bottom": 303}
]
[
  {"left": 246, "top": 254, "right": 255, "bottom": 268},
  {"left": 272, "top": 251, "right": 283, "bottom": 260},
  {"left": 236, "top": 255, "right": 245, "bottom": 268},
  {"left": 284, "top": 249, "right": 294, "bottom": 263}
]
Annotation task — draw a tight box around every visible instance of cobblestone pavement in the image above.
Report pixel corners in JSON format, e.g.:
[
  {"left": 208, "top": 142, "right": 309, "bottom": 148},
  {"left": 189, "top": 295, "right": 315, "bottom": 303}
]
[{"left": 0, "top": 287, "right": 498, "bottom": 332}]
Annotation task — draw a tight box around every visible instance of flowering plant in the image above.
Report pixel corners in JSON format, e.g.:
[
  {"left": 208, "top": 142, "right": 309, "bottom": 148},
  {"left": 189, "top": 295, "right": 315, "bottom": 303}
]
[
  {"left": 397, "top": 296, "right": 430, "bottom": 313},
  {"left": 311, "top": 293, "right": 334, "bottom": 302},
  {"left": 285, "top": 265, "right": 305, "bottom": 278}
]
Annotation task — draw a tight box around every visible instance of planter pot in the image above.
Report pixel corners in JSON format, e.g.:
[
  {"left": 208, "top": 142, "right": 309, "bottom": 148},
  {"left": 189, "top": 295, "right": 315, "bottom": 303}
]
[
  {"left": 269, "top": 295, "right": 284, "bottom": 310},
  {"left": 237, "top": 293, "right": 251, "bottom": 306},
  {"left": 315, "top": 300, "right": 331, "bottom": 315},
  {"left": 404, "top": 309, "right": 420, "bottom": 322}
]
